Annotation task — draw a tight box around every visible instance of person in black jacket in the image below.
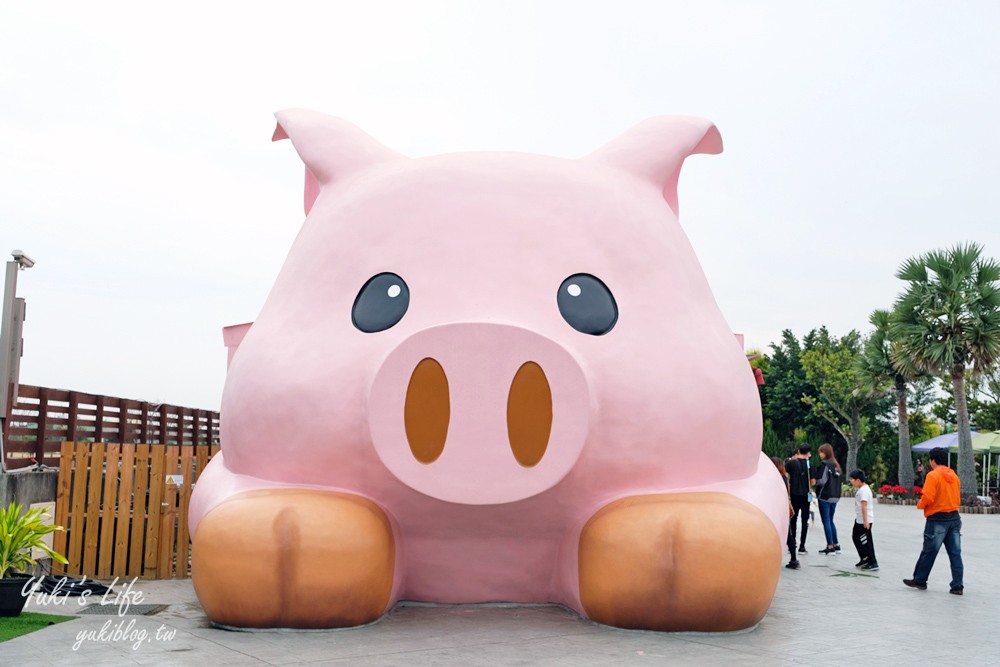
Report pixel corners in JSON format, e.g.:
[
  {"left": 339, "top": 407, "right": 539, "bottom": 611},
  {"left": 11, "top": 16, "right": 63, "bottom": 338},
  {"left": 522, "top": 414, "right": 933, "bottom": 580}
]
[
  {"left": 813, "top": 443, "right": 842, "bottom": 554},
  {"left": 785, "top": 445, "right": 812, "bottom": 553},
  {"left": 771, "top": 456, "right": 799, "bottom": 570}
]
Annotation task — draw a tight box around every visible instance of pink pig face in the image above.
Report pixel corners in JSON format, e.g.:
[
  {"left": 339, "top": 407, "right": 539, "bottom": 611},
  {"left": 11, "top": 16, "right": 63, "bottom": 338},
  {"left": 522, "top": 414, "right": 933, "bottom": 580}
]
[{"left": 219, "top": 111, "right": 761, "bottom": 506}]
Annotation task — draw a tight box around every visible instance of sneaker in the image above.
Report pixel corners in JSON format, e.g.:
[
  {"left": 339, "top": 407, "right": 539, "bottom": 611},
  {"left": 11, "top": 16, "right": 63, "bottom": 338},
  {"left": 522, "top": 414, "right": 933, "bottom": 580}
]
[
  {"left": 950, "top": 587, "right": 964, "bottom": 595},
  {"left": 798, "top": 547, "right": 807, "bottom": 554},
  {"left": 785, "top": 561, "right": 800, "bottom": 569},
  {"left": 855, "top": 561, "right": 866, "bottom": 568},
  {"left": 860, "top": 563, "right": 879, "bottom": 572},
  {"left": 903, "top": 579, "right": 927, "bottom": 590},
  {"left": 819, "top": 546, "right": 835, "bottom": 555},
  {"left": 833, "top": 544, "right": 842, "bottom": 553}
]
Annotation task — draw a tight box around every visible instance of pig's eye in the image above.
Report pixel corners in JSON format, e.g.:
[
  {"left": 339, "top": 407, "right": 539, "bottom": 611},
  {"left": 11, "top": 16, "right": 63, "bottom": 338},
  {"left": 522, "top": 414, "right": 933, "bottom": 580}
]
[
  {"left": 557, "top": 273, "right": 617, "bottom": 335},
  {"left": 352, "top": 273, "right": 410, "bottom": 333}
]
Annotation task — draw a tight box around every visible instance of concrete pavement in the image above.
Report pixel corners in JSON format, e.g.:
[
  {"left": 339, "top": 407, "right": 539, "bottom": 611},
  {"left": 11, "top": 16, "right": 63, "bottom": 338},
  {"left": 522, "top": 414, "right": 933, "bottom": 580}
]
[{"left": 3, "top": 502, "right": 997, "bottom": 666}]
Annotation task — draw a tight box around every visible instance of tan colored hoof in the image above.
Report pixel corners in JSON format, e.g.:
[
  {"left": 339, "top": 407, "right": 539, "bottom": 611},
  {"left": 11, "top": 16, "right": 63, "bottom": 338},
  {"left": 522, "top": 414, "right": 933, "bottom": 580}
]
[
  {"left": 192, "top": 490, "right": 395, "bottom": 628},
  {"left": 579, "top": 492, "right": 780, "bottom": 632}
]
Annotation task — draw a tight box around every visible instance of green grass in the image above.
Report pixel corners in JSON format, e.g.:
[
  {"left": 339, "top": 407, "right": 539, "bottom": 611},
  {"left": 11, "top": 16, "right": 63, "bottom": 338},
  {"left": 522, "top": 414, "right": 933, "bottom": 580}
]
[{"left": 0, "top": 612, "right": 76, "bottom": 642}]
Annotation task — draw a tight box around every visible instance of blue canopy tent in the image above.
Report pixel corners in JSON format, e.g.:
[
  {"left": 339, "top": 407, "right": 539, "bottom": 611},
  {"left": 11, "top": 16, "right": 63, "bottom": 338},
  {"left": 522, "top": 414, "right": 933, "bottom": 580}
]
[{"left": 910, "top": 432, "right": 964, "bottom": 452}]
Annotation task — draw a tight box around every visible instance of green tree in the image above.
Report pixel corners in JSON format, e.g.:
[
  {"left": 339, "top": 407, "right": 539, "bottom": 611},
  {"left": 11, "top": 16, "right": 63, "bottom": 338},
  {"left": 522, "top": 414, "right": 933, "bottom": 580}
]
[
  {"left": 858, "top": 309, "right": 927, "bottom": 489},
  {"left": 908, "top": 376, "right": 938, "bottom": 413},
  {"left": 934, "top": 371, "right": 1000, "bottom": 431},
  {"left": 891, "top": 243, "right": 1000, "bottom": 496},
  {"left": 930, "top": 377, "right": 957, "bottom": 425},
  {"left": 800, "top": 328, "right": 880, "bottom": 474},
  {"left": 908, "top": 411, "right": 937, "bottom": 444},
  {"left": 758, "top": 330, "right": 813, "bottom": 443},
  {"left": 969, "top": 366, "right": 1000, "bottom": 431},
  {"left": 761, "top": 420, "right": 785, "bottom": 459},
  {"left": 758, "top": 330, "right": 840, "bottom": 448}
]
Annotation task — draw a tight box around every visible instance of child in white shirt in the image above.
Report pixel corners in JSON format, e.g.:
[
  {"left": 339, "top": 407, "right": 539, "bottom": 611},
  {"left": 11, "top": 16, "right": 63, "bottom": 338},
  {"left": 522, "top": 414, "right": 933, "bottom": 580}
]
[{"left": 849, "top": 470, "right": 877, "bottom": 571}]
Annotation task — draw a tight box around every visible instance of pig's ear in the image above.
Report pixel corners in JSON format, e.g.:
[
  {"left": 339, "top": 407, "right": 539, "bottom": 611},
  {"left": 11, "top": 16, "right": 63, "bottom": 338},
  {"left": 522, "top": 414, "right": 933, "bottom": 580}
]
[
  {"left": 272, "top": 109, "right": 404, "bottom": 215},
  {"left": 585, "top": 116, "right": 722, "bottom": 215}
]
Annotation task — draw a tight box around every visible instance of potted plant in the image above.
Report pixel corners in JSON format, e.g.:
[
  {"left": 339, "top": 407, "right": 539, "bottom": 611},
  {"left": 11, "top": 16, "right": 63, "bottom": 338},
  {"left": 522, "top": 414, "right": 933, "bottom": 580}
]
[{"left": 0, "top": 501, "right": 69, "bottom": 616}]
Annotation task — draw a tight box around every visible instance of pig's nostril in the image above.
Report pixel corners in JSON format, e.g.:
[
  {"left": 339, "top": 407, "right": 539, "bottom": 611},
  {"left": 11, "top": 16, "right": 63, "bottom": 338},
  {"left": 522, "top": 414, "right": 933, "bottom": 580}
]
[
  {"left": 405, "top": 358, "right": 450, "bottom": 464},
  {"left": 506, "top": 361, "right": 553, "bottom": 468}
]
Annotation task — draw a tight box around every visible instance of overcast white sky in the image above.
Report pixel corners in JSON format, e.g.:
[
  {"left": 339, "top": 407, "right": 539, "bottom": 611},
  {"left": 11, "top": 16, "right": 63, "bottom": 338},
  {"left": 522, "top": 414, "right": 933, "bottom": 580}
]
[{"left": 2, "top": 1, "right": 999, "bottom": 411}]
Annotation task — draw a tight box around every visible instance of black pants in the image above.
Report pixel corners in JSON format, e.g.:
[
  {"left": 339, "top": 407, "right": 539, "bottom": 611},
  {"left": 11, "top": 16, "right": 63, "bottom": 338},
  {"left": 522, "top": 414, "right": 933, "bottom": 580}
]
[
  {"left": 786, "top": 515, "right": 797, "bottom": 559},
  {"left": 852, "top": 522, "right": 876, "bottom": 565},
  {"left": 789, "top": 494, "right": 810, "bottom": 549}
]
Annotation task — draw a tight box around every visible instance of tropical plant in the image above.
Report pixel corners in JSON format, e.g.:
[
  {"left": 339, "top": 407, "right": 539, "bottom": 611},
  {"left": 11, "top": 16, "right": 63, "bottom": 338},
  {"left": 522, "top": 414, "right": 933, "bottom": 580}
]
[
  {"left": 869, "top": 453, "right": 889, "bottom": 491},
  {"left": 858, "top": 309, "right": 928, "bottom": 490},
  {"left": 0, "top": 502, "right": 68, "bottom": 579},
  {"left": 890, "top": 243, "right": 1000, "bottom": 495}
]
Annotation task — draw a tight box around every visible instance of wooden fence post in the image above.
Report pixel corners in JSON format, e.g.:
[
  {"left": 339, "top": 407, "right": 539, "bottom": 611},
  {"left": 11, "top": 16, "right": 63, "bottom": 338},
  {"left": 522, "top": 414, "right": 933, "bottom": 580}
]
[
  {"left": 82, "top": 442, "right": 105, "bottom": 575},
  {"left": 52, "top": 441, "right": 74, "bottom": 575},
  {"left": 67, "top": 391, "right": 78, "bottom": 443},
  {"left": 140, "top": 403, "right": 149, "bottom": 444},
  {"left": 159, "top": 406, "right": 168, "bottom": 444},
  {"left": 94, "top": 397, "right": 105, "bottom": 444},
  {"left": 67, "top": 444, "right": 90, "bottom": 575},
  {"left": 143, "top": 447, "right": 166, "bottom": 578},
  {"left": 33, "top": 387, "right": 48, "bottom": 463},
  {"left": 177, "top": 445, "right": 194, "bottom": 577},
  {"left": 128, "top": 444, "right": 150, "bottom": 578},
  {"left": 113, "top": 443, "right": 136, "bottom": 578},
  {"left": 98, "top": 443, "right": 120, "bottom": 578}
]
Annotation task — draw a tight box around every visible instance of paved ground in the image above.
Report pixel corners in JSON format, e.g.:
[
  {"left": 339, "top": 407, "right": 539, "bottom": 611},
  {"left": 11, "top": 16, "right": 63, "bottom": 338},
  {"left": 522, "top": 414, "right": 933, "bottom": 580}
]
[{"left": 3, "top": 503, "right": 998, "bottom": 666}]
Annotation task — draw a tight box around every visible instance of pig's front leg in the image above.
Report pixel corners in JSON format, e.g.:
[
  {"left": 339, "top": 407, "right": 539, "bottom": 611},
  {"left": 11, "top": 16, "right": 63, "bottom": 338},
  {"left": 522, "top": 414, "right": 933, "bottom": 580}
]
[
  {"left": 577, "top": 490, "right": 781, "bottom": 632},
  {"left": 191, "top": 489, "right": 396, "bottom": 629}
]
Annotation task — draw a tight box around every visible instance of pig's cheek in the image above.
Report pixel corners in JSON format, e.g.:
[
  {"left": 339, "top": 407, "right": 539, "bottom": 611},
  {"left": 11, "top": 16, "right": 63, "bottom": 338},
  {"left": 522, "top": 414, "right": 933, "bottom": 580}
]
[{"left": 218, "top": 333, "right": 375, "bottom": 476}]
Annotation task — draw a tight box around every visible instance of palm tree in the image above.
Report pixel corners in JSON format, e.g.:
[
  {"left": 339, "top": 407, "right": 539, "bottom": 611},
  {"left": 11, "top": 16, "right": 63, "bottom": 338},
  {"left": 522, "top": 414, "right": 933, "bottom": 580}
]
[
  {"left": 858, "top": 309, "right": 926, "bottom": 490},
  {"left": 890, "top": 243, "right": 1000, "bottom": 496}
]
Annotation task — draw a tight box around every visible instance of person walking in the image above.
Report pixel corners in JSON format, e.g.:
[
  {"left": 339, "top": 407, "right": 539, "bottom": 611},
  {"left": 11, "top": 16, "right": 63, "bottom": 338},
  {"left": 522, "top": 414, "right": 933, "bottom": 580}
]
[
  {"left": 814, "top": 444, "right": 842, "bottom": 554},
  {"left": 771, "top": 456, "right": 799, "bottom": 570},
  {"left": 849, "top": 470, "right": 878, "bottom": 571},
  {"left": 785, "top": 445, "right": 812, "bottom": 553},
  {"left": 903, "top": 447, "right": 964, "bottom": 595}
]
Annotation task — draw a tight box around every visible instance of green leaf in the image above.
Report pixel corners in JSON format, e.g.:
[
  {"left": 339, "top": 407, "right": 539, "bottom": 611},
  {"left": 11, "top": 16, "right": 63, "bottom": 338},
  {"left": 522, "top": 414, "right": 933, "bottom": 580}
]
[{"left": 0, "top": 501, "right": 70, "bottom": 579}]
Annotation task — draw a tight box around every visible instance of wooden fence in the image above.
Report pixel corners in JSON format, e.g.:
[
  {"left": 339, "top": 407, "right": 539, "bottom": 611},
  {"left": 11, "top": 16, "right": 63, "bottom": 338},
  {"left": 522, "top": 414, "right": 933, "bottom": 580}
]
[
  {"left": 3, "top": 384, "right": 219, "bottom": 471},
  {"left": 52, "top": 440, "right": 220, "bottom": 579}
]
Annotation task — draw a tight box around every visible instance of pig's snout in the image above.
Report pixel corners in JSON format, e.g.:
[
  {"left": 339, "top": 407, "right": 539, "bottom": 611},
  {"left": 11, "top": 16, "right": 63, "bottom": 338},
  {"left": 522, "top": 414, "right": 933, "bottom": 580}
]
[
  {"left": 368, "top": 324, "right": 589, "bottom": 505},
  {"left": 504, "top": 361, "right": 553, "bottom": 467},
  {"left": 403, "top": 357, "right": 451, "bottom": 464},
  {"left": 404, "top": 358, "right": 554, "bottom": 468}
]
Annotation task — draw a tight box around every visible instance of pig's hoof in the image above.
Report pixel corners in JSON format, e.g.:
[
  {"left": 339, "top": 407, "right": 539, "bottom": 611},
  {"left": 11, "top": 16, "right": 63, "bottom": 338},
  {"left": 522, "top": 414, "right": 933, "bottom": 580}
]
[
  {"left": 578, "top": 492, "right": 780, "bottom": 632},
  {"left": 192, "top": 489, "right": 395, "bottom": 628}
]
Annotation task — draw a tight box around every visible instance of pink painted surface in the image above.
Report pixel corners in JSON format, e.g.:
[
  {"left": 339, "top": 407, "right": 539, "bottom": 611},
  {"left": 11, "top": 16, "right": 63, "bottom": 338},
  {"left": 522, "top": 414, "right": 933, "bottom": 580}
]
[
  {"left": 221, "top": 323, "right": 253, "bottom": 369},
  {"left": 190, "top": 110, "right": 786, "bottom": 619},
  {"left": 368, "top": 323, "right": 590, "bottom": 505}
]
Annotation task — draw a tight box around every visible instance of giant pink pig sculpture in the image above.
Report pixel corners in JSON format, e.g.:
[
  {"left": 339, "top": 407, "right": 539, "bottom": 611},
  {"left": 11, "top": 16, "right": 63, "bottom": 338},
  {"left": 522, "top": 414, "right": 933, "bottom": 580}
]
[{"left": 189, "top": 110, "right": 788, "bottom": 633}]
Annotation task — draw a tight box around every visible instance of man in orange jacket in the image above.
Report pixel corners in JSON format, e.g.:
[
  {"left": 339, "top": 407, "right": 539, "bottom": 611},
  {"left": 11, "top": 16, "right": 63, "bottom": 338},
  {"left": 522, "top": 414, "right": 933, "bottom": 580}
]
[{"left": 903, "top": 447, "right": 964, "bottom": 595}]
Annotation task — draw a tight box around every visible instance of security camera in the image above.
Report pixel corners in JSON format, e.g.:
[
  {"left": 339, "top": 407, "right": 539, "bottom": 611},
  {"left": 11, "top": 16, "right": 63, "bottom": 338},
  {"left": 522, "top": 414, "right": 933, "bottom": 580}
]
[{"left": 10, "top": 249, "right": 34, "bottom": 269}]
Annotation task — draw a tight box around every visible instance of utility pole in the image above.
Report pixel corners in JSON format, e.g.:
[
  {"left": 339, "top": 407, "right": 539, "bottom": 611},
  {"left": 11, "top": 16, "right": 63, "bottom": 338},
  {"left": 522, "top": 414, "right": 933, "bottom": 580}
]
[{"left": 0, "top": 249, "right": 35, "bottom": 472}]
